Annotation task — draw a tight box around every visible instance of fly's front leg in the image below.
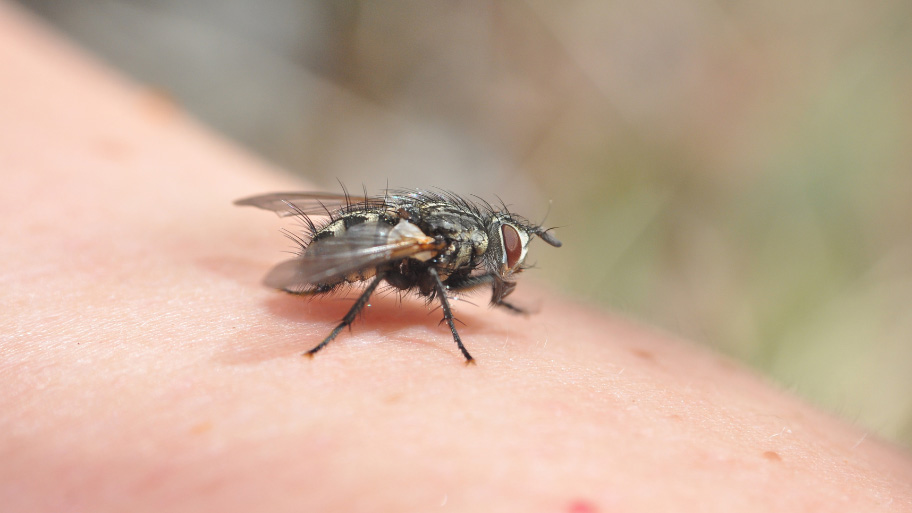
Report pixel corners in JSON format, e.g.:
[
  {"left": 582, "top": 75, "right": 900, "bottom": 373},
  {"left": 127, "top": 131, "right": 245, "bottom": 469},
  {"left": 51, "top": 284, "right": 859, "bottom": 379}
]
[
  {"left": 491, "top": 298, "right": 529, "bottom": 315},
  {"left": 305, "top": 273, "right": 385, "bottom": 357},
  {"left": 446, "top": 273, "right": 531, "bottom": 315},
  {"left": 427, "top": 267, "right": 475, "bottom": 364}
]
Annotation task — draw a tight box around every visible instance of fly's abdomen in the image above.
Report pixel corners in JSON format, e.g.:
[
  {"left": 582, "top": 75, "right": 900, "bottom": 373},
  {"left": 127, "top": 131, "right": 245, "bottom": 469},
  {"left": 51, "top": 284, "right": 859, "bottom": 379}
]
[
  {"left": 345, "top": 267, "right": 378, "bottom": 283},
  {"left": 312, "top": 211, "right": 397, "bottom": 243}
]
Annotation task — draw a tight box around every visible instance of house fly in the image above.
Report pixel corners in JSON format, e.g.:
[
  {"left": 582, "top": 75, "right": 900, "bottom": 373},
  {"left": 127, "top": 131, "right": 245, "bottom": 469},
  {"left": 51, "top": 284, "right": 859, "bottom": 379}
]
[{"left": 235, "top": 188, "right": 561, "bottom": 363}]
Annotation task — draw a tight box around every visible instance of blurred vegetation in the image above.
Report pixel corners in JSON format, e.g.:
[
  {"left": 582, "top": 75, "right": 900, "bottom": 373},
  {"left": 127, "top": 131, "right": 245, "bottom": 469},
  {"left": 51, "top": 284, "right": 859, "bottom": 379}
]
[{"left": 18, "top": 0, "right": 912, "bottom": 447}]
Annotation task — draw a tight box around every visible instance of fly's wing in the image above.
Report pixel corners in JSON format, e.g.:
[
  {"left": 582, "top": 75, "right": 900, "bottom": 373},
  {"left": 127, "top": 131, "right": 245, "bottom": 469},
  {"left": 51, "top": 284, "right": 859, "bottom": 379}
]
[
  {"left": 234, "top": 192, "right": 384, "bottom": 218},
  {"left": 263, "top": 221, "right": 443, "bottom": 292}
]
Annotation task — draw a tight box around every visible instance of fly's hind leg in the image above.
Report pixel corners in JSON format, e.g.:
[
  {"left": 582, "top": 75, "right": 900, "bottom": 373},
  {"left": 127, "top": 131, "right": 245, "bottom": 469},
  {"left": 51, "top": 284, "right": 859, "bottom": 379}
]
[
  {"left": 305, "top": 273, "right": 385, "bottom": 357},
  {"left": 427, "top": 267, "right": 475, "bottom": 364}
]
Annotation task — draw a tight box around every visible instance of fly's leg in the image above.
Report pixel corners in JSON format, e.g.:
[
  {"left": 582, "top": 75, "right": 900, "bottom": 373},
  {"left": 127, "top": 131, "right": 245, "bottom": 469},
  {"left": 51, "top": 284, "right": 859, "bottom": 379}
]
[
  {"left": 427, "top": 267, "right": 475, "bottom": 364},
  {"left": 491, "top": 299, "right": 529, "bottom": 315},
  {"left": 305, "top": 273, "right": 385, "bottom": 357},
  {"left": 446, "top": 273, "right": 531, "bottom": 315}
]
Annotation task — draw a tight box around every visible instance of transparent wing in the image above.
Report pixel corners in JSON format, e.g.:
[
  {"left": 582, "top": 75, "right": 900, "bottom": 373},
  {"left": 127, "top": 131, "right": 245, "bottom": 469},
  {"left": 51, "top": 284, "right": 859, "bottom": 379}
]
[
  {"left": 234, "top": 191, "right": 384, "bottom": 217},
  {"left": 263, "top": 221, "right": 444, "bottom": 291}
]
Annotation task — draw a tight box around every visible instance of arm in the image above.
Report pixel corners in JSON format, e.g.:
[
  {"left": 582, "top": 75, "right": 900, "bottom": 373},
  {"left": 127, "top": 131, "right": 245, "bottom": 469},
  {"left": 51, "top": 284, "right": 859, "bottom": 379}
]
[{"left": 1, "top": 5, "right": 910, "bottom": 512}]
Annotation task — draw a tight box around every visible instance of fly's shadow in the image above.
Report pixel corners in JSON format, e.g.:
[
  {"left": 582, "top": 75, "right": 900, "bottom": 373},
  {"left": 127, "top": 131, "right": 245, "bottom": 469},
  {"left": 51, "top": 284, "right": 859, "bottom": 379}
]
[{"left": 216, "top": 286, "right": 510, "bottom": 365}]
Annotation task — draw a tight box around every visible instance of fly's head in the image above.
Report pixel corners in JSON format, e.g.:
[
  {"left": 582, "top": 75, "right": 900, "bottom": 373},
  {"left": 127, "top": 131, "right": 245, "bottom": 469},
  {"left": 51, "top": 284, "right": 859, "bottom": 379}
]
[{"left": 484, "top": 213, "right": 562, "bottom": 300}]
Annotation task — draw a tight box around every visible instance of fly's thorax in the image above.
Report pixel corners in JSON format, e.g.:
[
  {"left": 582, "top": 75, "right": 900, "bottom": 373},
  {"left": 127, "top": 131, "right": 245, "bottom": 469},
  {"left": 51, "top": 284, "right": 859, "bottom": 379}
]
[
  {"left": 405, "top": 203, "right": 488, "bottom": 271},
  {"left": 433, "top": 226, "right": 488, "bottom": 273}
]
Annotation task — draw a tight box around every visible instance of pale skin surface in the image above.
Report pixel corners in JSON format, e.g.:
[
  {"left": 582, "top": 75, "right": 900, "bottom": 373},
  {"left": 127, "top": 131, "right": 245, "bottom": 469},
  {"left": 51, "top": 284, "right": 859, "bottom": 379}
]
[{"left": 1, "top": 5, "right": 911, "bottom": 513}]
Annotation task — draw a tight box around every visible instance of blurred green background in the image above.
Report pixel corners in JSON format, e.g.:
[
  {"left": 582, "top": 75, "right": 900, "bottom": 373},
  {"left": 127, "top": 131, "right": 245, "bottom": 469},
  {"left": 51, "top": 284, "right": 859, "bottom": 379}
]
[{"left": 17, "top": 0, "right": 912, "bottom": 448}]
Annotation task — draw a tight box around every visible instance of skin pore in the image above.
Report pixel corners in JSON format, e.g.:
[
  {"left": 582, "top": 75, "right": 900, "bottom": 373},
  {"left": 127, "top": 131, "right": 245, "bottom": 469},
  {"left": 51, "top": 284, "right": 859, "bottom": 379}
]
[{"left": 1, "top": 4, "right": 910, "bottom": 512}]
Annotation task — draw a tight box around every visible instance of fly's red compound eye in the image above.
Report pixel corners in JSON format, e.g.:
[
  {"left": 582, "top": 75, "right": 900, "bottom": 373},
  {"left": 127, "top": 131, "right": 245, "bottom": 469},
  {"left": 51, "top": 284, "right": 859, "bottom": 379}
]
[{"left": 501, "top": 224, "right": 522, "bottom": 269}]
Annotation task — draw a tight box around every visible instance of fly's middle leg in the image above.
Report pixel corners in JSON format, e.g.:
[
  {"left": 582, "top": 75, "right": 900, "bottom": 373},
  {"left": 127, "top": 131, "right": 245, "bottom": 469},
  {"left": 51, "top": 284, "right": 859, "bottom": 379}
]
[{"left": 428, "top": 267, "right": 475, "bottom": 364}]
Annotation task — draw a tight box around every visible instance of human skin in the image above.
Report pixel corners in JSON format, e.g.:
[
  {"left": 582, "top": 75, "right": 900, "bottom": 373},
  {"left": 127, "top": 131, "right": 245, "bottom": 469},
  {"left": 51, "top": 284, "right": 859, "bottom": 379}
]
[{"left": 0, "top": 5, "right": 910, "bottom": 513}]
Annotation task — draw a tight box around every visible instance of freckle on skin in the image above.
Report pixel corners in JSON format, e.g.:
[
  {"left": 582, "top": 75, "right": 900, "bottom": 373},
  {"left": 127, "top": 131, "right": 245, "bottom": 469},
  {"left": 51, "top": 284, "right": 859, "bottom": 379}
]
[
  {"left": 716, "top": 358, "right": 738, "bottom": 371},
  {"left": 567, "top": 499, "right": 598, "bottom": 513},
  {"left": 631, "top": 349, "right": 654, "bottom": 361},
  {"left": 190, "top": 421, "right": 213, "bottom": 435},
  {"left": 763, "top": 451, "right": 782, "bottom": 462},
  {"left": 94, "top": 138, "right": 132, "bottom": 160}
]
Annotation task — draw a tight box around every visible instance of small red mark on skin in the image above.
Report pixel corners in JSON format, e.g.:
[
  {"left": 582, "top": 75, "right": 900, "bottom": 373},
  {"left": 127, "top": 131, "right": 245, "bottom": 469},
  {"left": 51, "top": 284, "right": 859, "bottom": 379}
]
[
  {"left": 762, "top": 451, "right": 782, "bottom": 462},
  {"left": 668, "top": 414, "right": 683, "bottom": 422},
  {"left": 94, "top": 138, "right": 132, "bottom": 160},
  {"left": 190, "top": 421, "right": 213, "bottom": 435},
  {"left": 567, "top": 499, "right": 598, "bottom": 513},
  {"left": 384, "top": 393, "right": 403, "bottom": 404},
  {"left": 716, "top": 357, "right": 738, "bottom": 372},
  {"left": 631, "top": 348, "right": 654, "bottom": 361}
]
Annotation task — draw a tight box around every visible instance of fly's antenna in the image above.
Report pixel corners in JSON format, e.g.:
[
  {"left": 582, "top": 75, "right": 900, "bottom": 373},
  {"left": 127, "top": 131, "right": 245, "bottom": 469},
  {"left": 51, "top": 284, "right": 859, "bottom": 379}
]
[
  {"left": 534, "top": 226, "right": 563, "bottom": 247},
  {"left": 533, "top": 199, "right": 561, "bottom": 246},
  {"left": 538, "top": 199, "right": 553, "bottom": 227}
]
